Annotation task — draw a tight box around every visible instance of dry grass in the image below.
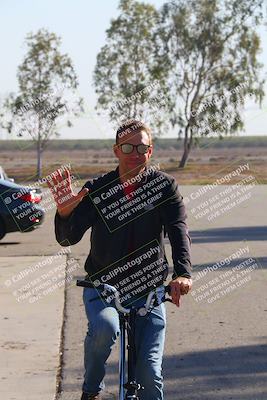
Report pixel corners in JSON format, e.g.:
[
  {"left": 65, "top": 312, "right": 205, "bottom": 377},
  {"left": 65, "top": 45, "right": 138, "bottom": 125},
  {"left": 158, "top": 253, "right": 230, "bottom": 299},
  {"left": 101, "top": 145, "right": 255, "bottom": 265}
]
[{"left": 1, "top": 147, "right": 266, "bottom": 185}]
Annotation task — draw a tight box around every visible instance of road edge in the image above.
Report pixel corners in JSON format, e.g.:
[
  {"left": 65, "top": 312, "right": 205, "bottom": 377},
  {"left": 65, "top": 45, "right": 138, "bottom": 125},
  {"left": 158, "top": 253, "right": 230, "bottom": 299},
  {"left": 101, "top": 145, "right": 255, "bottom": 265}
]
[{"left": 54, "top": 254, "right": 69, "bottom": 400}]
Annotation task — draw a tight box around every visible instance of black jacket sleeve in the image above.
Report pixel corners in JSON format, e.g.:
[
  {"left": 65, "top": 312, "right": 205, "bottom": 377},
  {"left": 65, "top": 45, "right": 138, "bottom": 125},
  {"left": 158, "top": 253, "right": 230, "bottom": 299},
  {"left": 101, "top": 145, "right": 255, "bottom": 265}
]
[
  {"left": 160, "top": 177, "right": 192, "bottom": 279},
  {"left": 54, "top": 182, "right": 97, "bottom": 246}
]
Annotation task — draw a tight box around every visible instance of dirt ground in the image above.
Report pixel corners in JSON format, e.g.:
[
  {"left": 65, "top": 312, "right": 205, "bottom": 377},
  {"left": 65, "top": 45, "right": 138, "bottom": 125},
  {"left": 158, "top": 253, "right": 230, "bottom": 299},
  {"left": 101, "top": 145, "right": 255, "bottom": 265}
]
[{"left": 1, "top": 146, "right": 266, "bottom": 185}]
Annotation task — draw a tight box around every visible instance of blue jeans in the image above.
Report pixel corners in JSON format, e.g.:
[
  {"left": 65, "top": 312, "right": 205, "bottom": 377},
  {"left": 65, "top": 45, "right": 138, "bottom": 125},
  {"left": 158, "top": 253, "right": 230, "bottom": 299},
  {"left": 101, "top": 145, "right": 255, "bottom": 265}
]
[{"left": 82, "top": 286, "right": 166, "bottom": 400}]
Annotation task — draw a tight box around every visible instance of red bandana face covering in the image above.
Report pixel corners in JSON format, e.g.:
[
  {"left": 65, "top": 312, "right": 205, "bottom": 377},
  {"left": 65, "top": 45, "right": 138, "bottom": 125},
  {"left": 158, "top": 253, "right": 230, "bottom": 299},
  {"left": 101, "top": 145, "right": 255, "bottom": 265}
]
[{"left": 122, "top": 183, "right": 138, "bottom": 255}]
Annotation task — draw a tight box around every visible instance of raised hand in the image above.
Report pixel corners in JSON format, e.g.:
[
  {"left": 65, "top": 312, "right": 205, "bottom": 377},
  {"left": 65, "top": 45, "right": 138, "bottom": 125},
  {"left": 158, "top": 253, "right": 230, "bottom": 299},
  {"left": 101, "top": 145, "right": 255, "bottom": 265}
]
[{"left": 47, "top": 168, "right": 89, "bottom": 218}]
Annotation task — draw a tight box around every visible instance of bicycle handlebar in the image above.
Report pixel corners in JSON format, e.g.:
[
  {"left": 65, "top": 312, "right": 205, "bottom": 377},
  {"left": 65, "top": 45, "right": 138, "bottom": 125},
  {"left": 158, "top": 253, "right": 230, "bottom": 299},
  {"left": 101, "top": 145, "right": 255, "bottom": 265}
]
[{"left": 76, "top": 279, "right": 172, "bottom": 315}]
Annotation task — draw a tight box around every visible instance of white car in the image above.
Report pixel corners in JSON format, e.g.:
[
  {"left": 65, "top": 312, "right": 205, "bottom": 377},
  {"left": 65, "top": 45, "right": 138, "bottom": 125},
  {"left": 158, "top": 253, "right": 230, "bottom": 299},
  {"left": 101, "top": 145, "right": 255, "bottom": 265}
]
[{"left": 0, "top": 166, "right": 14, "bottom": 182}]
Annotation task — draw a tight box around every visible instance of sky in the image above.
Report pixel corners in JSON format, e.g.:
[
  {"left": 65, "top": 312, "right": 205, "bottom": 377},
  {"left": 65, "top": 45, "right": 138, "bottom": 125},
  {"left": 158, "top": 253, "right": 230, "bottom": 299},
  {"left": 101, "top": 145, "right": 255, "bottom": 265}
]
[{"left": 0, "top": 0, "right": 266, "bottom": 140}]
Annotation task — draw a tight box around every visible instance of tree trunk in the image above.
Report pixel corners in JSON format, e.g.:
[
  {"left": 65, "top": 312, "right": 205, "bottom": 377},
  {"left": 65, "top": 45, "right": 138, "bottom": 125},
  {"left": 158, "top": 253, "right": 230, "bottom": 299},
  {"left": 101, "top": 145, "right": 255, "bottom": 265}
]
[
  {"left": 179, "top": 126, "right": 193, "bottom": 169},
  {"left": 37, "top": 140, "right": 42, "bottom": 179},
  {"left": 36, "top": 118, "right": 42, "bottom": 178}
]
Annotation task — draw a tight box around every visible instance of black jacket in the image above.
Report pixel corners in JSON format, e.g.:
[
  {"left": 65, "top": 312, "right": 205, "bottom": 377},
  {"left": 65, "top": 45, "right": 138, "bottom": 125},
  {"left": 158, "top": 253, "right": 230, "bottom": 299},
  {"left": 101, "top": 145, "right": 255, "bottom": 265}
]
[{"left": 54, "top": 165, "right": 192, "bottom": 290}]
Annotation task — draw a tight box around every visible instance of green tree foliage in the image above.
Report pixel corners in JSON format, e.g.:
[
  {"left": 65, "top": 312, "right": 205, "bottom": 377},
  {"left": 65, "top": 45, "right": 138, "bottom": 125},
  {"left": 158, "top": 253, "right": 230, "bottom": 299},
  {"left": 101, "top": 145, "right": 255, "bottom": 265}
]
[
  {"left": 155, "top": 0, "right": 265, "bottom": 167},
  {"left": 93, "top": 0, "right": 169, "bottom": 135},
  {"left": 0, "top": 29, "right": 84, "bottom": 177}
]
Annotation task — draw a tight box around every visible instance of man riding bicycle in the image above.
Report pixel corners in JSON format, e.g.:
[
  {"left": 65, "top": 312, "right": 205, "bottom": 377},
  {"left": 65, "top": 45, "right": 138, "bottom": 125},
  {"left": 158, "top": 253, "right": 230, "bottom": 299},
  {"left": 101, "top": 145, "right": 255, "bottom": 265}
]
[{"left": 49, "top": 120, "right": 193, "bottom": 400}]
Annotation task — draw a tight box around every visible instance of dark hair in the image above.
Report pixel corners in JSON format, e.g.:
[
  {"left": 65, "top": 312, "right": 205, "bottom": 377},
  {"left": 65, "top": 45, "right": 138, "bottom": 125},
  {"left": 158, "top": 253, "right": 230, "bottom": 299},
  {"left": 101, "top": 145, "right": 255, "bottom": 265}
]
[{"left": 116, "top": 119, "right": 152, "bottom": 144}]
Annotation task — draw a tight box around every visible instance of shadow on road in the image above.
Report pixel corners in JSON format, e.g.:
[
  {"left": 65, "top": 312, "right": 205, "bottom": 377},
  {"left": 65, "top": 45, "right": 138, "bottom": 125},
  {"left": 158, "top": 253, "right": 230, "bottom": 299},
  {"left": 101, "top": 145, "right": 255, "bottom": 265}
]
[
  {"left": 60, "top": 343, "right": 267, "bottom": 399},
  {"left": 192, "top": 256, "right": 267, "bottom": 272},
  {"left": 189, "top": 226, "right": 267, "bottom": 243},
  {"left": 0, "top": 241, "right": 20, "bottom": 245}
]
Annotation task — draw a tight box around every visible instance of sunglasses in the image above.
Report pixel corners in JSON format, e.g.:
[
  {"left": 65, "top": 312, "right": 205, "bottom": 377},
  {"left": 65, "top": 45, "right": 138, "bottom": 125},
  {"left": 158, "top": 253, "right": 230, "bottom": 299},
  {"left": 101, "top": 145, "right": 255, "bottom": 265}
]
[{"left": 117, "top": 143, "right": 152, "bottom": 154}]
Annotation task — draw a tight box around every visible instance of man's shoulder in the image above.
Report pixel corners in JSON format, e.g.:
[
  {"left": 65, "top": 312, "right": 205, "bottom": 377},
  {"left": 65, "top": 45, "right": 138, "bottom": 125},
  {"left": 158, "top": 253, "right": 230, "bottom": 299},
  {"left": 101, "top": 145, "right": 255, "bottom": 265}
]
[
  {"left": 148, "top": 166, "right": 177, "bottom": 185},
  {"left": 83, "top": 169, "right": 118, "bottom": 191},
  {"left": 146, "top": 167, "right": 182, "bottom": 201},
  {"left": 156, "top": 169, "right": 176, "bottom": 182}
]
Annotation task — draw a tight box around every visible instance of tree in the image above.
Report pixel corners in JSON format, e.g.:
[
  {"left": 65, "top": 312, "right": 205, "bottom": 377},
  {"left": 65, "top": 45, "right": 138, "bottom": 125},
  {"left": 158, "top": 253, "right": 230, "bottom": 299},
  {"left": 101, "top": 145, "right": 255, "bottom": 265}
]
[
  {"left": 0, "top": 29, "right": 84, "bottom": 178},
  {"left": 155, "top": 0, "right": 265, "bottom": 167},
  {"left": 93, "top": 0, "right": 169, "bottom": 136}
]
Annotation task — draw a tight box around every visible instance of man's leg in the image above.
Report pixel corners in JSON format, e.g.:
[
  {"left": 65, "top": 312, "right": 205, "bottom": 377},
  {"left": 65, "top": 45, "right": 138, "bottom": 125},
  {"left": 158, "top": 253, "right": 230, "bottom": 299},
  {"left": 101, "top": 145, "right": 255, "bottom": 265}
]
[
  {"left": 82, "top": 287, "right": 120, "bottom": 395},
  {"left": 134, "top": 301, "right": 166, "bottom": 400}
]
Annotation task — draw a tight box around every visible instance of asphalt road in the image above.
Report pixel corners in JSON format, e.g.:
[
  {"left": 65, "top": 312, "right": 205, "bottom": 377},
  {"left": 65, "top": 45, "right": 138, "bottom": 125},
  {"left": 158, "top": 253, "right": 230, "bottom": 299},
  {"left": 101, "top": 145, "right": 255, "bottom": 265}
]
[{"left": 1, "top": 185, "right": 267, "bottom": 400}]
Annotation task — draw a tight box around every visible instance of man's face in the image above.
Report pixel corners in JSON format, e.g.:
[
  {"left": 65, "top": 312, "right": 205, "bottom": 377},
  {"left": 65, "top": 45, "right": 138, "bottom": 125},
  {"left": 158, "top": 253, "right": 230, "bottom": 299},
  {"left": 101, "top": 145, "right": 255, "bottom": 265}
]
[{"left": 113, "top": 129, "right": 153, "bottom": 174}]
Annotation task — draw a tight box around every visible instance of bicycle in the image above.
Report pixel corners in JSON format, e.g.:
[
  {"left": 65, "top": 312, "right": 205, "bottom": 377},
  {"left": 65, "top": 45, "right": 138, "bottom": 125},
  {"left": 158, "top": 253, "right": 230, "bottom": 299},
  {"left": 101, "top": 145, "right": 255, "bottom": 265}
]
[{"left": 76, "top": 279, "right": 173, "bottom": 400}]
